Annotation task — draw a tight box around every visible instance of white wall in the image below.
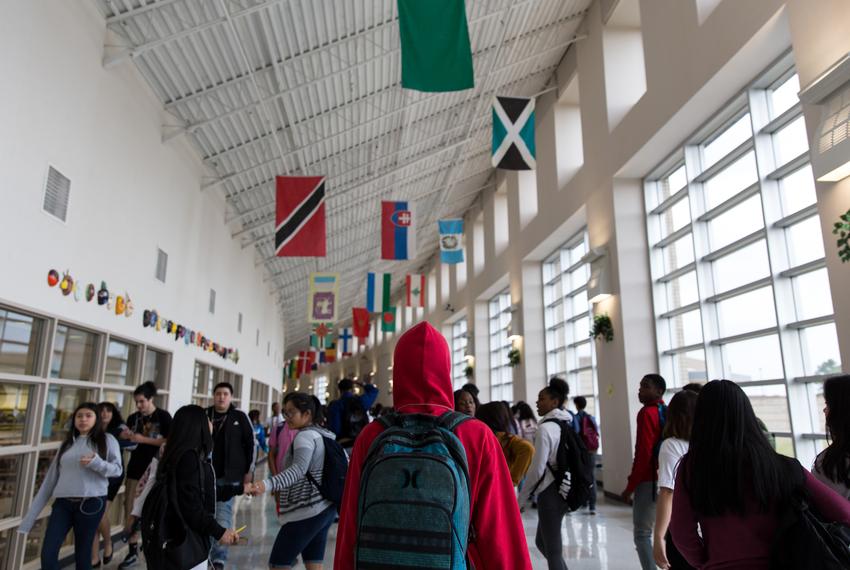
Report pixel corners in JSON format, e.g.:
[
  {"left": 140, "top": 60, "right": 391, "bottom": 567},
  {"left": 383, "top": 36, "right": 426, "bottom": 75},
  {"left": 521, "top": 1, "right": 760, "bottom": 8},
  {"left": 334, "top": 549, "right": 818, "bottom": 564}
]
[{"left": 0, "top": 1, "right": 285, "bottom": 410}]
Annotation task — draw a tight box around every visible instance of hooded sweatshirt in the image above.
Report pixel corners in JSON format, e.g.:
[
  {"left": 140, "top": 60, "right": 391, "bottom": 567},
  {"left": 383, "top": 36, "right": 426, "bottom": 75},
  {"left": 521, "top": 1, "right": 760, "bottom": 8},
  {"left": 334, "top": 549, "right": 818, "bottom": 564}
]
[{"left": 334, "top": 322, "right": 532, "bottom": 570}]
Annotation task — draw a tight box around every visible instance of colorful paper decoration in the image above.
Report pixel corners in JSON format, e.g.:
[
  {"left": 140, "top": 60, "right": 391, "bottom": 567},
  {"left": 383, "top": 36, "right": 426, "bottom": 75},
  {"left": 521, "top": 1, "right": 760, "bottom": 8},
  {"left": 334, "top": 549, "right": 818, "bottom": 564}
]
[
  {"left": 59, "top": 272, "right": 73, "bottom": 296},
  {"left": 97, "top": 282, "right": 109, "bottom": 306},
  {"left": 86, "top": 284, "right": 95, "bottom": 302},
  {"left": 47, "top": 269, "right": 59, "bottom": 287}
]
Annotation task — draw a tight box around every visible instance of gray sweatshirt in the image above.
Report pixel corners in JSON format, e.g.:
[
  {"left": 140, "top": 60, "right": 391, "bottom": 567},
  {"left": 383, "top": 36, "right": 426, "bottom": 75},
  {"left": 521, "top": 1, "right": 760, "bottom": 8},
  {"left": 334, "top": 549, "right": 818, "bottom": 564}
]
[{"left": 19, "top": 433, "right": 122, "bottom": 533}]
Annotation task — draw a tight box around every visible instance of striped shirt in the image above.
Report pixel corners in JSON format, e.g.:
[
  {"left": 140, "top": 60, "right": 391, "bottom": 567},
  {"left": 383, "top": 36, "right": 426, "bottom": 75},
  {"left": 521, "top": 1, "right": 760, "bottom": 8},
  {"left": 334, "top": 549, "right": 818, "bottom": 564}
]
[{"left": 263, "top": 426, "right": 333, "bottom": 523}]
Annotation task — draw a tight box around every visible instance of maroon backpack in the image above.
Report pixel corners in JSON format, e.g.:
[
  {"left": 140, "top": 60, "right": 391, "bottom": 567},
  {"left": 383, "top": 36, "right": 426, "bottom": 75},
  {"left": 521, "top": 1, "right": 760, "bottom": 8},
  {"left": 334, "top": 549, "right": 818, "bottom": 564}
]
[{"left": 578, "top": 412, "right": 599, "bottom": 452}]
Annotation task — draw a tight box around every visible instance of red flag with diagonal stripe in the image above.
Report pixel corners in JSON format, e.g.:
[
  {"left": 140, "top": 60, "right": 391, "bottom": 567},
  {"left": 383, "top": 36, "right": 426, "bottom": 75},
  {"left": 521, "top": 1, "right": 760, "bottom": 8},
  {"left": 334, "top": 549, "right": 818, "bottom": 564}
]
[{"left": 275, "top": 176, "right": 327, "bottom": 257}]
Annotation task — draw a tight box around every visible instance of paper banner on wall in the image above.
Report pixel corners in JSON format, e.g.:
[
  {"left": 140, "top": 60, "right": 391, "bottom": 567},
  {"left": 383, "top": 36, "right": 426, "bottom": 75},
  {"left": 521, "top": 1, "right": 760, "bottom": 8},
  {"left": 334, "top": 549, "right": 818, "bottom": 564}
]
[
  {"left": 439, "top": 219, "right": 464, "bottom": 264},
  {"left": 275, "top": 175, "right": 327, "bottom": 257},
  {"left": 307, "top": 273, "right": 339, "bottom": 323},
  {"left": 492, "top": 95, "right": 536, "bottom": 170}
]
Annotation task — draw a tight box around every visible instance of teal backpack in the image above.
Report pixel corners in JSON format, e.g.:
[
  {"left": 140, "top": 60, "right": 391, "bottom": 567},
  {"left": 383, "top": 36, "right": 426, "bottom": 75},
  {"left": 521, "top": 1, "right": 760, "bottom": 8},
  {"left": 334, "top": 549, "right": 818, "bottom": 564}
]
[{"left": 356, "top": 411, "right": 473, "bottom": 569}]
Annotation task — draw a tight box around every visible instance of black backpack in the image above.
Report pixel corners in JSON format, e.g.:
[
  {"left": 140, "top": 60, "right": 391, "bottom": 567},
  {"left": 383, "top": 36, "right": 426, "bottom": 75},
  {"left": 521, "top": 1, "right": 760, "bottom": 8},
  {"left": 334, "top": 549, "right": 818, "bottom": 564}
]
[
  {"left": 338, "top": 396, "right": 369, "bottom": 444},
  {"left": 770, "top": 458, "right": 850, "bottom": 569},
  {"left": 538, "top": 417, "right": 595, "bottom": 511},
  {"left": 141, "top": 453, "right": 211, "bottom": 570},
  {"left": 304, "top": 428, "right": 349, "bottom": 511}
]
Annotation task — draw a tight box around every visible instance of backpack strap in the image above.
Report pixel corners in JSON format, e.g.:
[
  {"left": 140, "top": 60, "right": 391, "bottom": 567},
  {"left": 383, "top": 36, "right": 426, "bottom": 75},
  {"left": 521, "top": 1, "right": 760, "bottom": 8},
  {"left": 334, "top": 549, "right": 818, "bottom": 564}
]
[{"left": 436, "top": 411, "right": 472, "bottom": 433}]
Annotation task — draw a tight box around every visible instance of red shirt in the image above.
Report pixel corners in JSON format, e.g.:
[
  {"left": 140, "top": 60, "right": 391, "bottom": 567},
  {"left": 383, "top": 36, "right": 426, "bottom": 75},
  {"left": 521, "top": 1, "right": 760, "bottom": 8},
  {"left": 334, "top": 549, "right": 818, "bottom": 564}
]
[{"left": 625, "top": 399, "right": 665, "bottom": 495}]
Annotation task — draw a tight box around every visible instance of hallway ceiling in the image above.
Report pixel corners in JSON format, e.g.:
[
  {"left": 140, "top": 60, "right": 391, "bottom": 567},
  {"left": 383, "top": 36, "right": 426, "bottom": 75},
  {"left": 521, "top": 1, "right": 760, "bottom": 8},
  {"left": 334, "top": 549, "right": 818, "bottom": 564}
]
[{"left": 93, "top": 0, "right": 591, "bottom": 356}]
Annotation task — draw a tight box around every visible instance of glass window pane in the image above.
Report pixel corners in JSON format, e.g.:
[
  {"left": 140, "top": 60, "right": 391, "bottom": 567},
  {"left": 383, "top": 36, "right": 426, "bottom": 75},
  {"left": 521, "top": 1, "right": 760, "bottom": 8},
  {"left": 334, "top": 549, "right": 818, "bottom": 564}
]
[
  {"left": 0, "top": 308, "right": 43, "bottom": 375},
  {"left": 742, "top": 384, "right": 790, "bottom": 432},
  {"left": 574, "top": 369, "right": 595, "bottom": 395},
  {"left": 142, "top": 349, "right": 170, "bottom": 391},
  {"left": 770, "top": 74, "right": 800, "bottom": 118},
  {"left": 657, "top": 197, "right": 691, "bottom": 242},
  {"left": 809, "top": 382, "right": 827, "bottom": 434},
  {"left": 772, "top": 116, "right": 808, "bottom": 166},
  {"left": 102, "top": 389, "right": 136, "bottom": 422},
  {"left": 661, "top": 234, "right": 695, "bottom": 274},
  {"left": 0, "top": 382, "right": 32, "bottom": 446},
  {"left": 779, "top": 165, "right": 817, "bottom": 216},
  {"left": 50, "top": 325, "right": 98, "bottom": 381},
  {"left": 24, "top": 512, "right": 74, "bottom": 563},
  {"left": 571, "top": 316, "right": 591, "bottom": 343},
  {"left": 793, "top": 268, "right": 834, "bottom": 320},
  {"left": 716, "top": 286, "right": 777, "bottom": 337},
  {"left": 703, "top": 114, "right": 752, "bottom": 169},
  {"left": 572, "top": 342, "right": 592, "bottom": 369},
  {"left": 722, "top": 335, "right": 784, "bottom": 381},
  {"left": 42, "top": 386, "right": 94, "bottom": 442},
  {"left": 786, "top": 216, "right": 825, "bottom": 266},
  {"left": 703, "top": 151, "right": 759, "bottom": 209},
  {"left": 708, "top": 194, "right": 764, "bottom": 251},
  {"left": 774, "top": 436, "right": 795, "bottom": 458},
  {"left": 712, "top": 239, "right": 770, "bottom": 294},
  {"left": 657, "top": 164, "right": 688, "bottom": 203},
  {"left": 671, "top": 350, "right": 707, "bottom": 387},
  {"left": 801, "top": 323, "right": 842, "bottom": 376},
  {"left": 34, "top": 449, "right": 57, "bottom": 499},
  {"left": 105, "top": 339, "right": 139, "bottom": 386},
  {"left": 667, "top": 310, "right": 703, "bottom": 349},
  {"left": 665, "top": 272, "right": 699, "bottom": 309},
  {"left": 0, "top": 455, "right": 24, "bottom": 519}
]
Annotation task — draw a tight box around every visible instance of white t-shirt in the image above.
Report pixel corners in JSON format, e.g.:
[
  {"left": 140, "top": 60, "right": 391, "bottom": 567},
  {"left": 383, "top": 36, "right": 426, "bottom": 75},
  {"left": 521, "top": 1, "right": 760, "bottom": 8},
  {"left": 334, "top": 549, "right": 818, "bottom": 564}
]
[{"left": 658, "top": 437, "right": 689, "bottom": 490}]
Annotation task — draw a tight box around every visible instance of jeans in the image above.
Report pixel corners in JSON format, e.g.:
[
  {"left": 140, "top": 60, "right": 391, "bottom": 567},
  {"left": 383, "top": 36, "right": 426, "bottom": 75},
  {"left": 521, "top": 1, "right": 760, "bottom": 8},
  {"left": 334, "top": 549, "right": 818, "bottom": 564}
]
[
  {"left": 42, "top": 496, "right": 106, "bottom": 570},
  {"left": 269, "top": 505, "right": 336, "bottom": 567},
  {"left": 534, "top": 484, "right": 569, "bottom": 570},
  {"left": 633, "top": 481, "right": 657, "bottom": 570},
  {"left": 210, "top": 496, "right": 235, "bottom": 564}
]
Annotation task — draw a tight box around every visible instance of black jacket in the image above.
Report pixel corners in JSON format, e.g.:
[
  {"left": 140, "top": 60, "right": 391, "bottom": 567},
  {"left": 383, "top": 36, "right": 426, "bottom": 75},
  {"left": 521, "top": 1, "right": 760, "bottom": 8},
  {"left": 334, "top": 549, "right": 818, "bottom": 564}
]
[
  {"left": 205, "top": 405, "right": 255, "bottom": 485},
  {"left": 174, "top": 450, "right": 225, "bottom": 542}
]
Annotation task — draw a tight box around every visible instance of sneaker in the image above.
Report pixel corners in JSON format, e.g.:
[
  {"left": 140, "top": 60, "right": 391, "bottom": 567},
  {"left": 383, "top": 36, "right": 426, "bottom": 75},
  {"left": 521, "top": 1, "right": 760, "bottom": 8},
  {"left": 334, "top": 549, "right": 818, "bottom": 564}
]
[
  {"left": 212, "top": 562, "right": 225, "bottom": 570},
  {"left": 118, "top": 546, "right": 139, "bottom": 568},
  {"left": 589, "top": 509, "right": 597, "bottom": 515}
]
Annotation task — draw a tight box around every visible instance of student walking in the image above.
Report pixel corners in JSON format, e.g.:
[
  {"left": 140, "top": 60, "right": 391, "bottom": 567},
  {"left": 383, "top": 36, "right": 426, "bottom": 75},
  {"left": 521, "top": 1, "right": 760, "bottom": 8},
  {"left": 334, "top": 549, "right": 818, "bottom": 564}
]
[
  {"left": 621, "top": 373, "right": 667, "bottom": 570},
  {"left": 246, "top": 393, "right": 338, "bottom": 570},
  {"left": 670, "top": 379, "right": 850, "bottom": 568},
  {"left": 249, "top": 409, "right": 269, "bottom": 456},
  {"left": 476, "top": 402, "right": 535, "bottom": 485},
  {"left": 512, "top": 401, "right": 538, "bottom": 442},
  {"left": 518, "top": 377, "right": 575, "bottom": 570},
  {"left": 454, "top": 387, "right": 477, "bottom": 416},
  {"left": 327, "top": 377, "right": 379, "bottom": 449},
  {"left": 205, "top": 382, "right": 255, "bottom": 570},
  {"left": 336, "top": 322, "right": 532, "bottom": 569},
  {"left": 652, "top": 390, "right": 698, "bottom": 570},
  {"left": 573, "top": 396, "right": 599, "bottom": 514},
  {"left": 119, "top": 381, "right": 172, "bottom": 568},
  {"left": 19, "top": 403, "right": 122, "bottom": 570},
  {"left": 813, "top": 374, "right": 850, "bottom": 498}
]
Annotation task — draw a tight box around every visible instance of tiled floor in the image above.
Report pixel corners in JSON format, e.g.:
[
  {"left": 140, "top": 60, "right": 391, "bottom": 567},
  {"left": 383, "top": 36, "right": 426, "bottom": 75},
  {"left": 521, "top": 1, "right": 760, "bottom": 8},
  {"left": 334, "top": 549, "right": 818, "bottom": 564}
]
[{"left": 97, "top": 464, "right": 640, "bottom": 569}]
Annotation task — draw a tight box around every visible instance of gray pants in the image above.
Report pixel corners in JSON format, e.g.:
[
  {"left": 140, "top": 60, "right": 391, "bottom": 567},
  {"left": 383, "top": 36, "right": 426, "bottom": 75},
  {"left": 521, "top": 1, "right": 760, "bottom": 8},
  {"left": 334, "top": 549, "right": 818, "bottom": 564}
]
[
  {"left": 535, "top": 484, "right": 569, "bottom": 570},
  {"left": 633, "top": 481, "right": 656, "bottom": 570}
]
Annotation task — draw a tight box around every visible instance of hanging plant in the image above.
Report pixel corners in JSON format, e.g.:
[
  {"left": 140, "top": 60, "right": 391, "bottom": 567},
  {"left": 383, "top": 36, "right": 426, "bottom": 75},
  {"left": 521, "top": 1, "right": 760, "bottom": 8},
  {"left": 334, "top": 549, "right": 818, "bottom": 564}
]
[
  {"left": 508, "top": 347, "right": 521, "bottom": 367},
  {"left": 464, "top": 365, "right": 474, "bottom": 379},
  {"left": 590, "top": 313, "right": 614, "bottom": 343},
  {"left": 832, "top": 208, "right": 850, "bottom": 263}
]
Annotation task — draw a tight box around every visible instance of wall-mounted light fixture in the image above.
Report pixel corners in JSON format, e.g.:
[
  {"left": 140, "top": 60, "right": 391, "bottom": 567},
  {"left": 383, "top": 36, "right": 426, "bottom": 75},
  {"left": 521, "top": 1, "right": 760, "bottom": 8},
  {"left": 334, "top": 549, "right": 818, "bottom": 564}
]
[
  {"left": 508, "top": 333, "right": 523, "bottom": 345},
  {"left": 581, "top": 246, "right": 612, "bottom": 304},
  {"left": 800, "top": 52, "right": 850, "bottom": 182},
  {"left": 464, "top": 354, "right": 475, "bottom": 365}
]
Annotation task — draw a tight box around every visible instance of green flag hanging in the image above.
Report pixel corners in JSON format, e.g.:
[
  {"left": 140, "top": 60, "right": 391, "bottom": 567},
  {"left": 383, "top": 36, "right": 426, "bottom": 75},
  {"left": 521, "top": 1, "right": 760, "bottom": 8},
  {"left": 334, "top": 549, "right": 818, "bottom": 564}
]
[
  {"left": 381, "top": 307, "right": 397, "bottom": 333},
  {"left": 398, "top": 0, "right": 474, "bottom": 92}
]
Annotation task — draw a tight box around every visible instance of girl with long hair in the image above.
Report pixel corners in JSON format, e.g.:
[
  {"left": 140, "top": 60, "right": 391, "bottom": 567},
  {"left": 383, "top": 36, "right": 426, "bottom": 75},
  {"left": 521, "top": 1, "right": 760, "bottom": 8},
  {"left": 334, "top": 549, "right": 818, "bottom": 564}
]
[
  {"left": 476, "top": 402, "right": 535, "bottom": 485},
  {"left": 247, "top": 393, "right": 337, "bottom": 570},
  {"left": 814, "top": 374, "right": 850, "bottom": 498},
  {"left": 511, "top": 401, "right": 538, "bottom": 442},
  {"left": 670, "top": 380, "right": 850, "bottom": 568},
  {"left": 19, "top": 402, "right": 122, "bottom": 570}
]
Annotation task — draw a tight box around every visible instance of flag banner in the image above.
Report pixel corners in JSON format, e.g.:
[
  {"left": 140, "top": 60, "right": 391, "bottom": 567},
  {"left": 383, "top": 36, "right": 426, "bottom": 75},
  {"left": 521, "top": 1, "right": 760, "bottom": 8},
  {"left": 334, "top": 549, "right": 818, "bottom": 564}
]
[
  {"left": 339, "top": 328, "right": 353, "bottom": 357},
  {"left": 310, "top": 323, "right": 333, "bottom": 349},
  {"left": 325, "top": 343, "right": 337, "bottom": 363},
  {"left": 381, "top": 201, "right": 416, "bottom": 260},
  {"left": 382, "top": 307, "right": 397, "bottom": 333},
  {"left": 352, "top": 307, "right": 371, "bottom": 340},
  {"left": 439, "top": 219, "right": 465, "bottom": 264},
  {"left": 275, "top": 176, "right": 327, "bottom": 257},
  {"left": 297, "top": 351, "right": 315, "bottom": 376},
  {"left": 406, "top": 274, "right": 426, "bottom": 308},
  {"left": 366, "top": 272, "right": 392, "bottom": 313},
  {"left": 307, "top": 273, "right": 339, "bottom": 323},
  {"left": 398, "top": 0, "right": 474, "bottom": 93},
  {"left": 492, "top": 96, "right": 536, "bottom": 170}
]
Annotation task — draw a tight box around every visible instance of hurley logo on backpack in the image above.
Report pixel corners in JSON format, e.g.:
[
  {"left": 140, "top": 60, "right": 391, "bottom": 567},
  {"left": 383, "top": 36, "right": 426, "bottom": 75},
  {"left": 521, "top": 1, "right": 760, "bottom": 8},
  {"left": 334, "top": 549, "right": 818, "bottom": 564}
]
[
  {"left": 303, "top": 427, "right": 349, "bottom": 510},
  {"left": 536, "top": 417, "right": 595, "bottom": 511},
  {"left": 356, "top": 412, "right": 474, "bottom": 568},
  {"left": 577, "top": 412, "right": 599, "bottom": 452}
]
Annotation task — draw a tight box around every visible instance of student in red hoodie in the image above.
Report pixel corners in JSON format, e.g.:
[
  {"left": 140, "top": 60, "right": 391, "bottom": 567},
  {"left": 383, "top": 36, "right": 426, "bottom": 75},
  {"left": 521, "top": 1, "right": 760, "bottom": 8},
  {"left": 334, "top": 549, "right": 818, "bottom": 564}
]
[
  {"left": 334, "top": 322, "right": 532, "bottom": 570},
  {"left": 621, "top": 373, "right": 667, "bottom": 570}
]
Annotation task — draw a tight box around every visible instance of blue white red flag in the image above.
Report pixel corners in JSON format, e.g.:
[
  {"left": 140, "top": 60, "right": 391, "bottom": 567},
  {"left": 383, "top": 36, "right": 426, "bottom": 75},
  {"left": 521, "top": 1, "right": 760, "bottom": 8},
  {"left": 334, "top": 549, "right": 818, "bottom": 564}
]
[{"left": 381, "top": 201, "right": 416, "bottom": 260}]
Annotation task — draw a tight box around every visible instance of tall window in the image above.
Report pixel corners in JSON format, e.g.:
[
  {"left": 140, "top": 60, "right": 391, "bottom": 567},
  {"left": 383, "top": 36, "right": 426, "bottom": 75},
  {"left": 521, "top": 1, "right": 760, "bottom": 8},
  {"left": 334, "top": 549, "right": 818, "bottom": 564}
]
[
  {"left": 644, "top": 58, "right": 839, "bottom": 462},
  {"left": 314, "top": 374, "right": 329, "bottom": 404},
  {"left": 488, "top": 290, "right": 513, "bottom": 402},
  {"left": 451, "top": 318, "right": 469, "bottom": 390},
  {"left": 250, "top": 379, "right": 268, "bottom": 420},
  {"left": 542, "top": 230, "right": 599, "bottom": 417}
]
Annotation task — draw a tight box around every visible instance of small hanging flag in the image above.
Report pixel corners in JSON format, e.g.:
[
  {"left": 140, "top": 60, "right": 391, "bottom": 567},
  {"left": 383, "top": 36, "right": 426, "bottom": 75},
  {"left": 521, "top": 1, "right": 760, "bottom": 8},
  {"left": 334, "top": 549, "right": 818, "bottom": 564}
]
[
  {"left": 307, "top": 273, "right": 339, "bottom": 323},
  {"left": 275, "top": 176, "right": 327, "bottom": 257},
  {"left": 324, "top": 343, "right": 337, "bottom": 363},
  {"left": 382, "top": 307, "right": 397, "bottom": 333},
  {"left": 406, "top": 274, "right": 426, "bottom": 308},
  {"left": 398, "top": 0, "right": 474, "bottom": 92},
  {"left": 352, "top": 307, "right": 371, "bottom": 341},
  {"left": 297, "top": 351, "right": 315, "bottom": 376},
  {"left": 310, "top": 323, "right": 333, "bottom": 349},
  {"left": 439, "top": 219, "right": 464, "bottom": 264},
  {"left": 381, "top": 201, "right": 416, "bottom": 260},
  {"left": 492, "top": 96, "right": 536, "bottom": 170},
  {"left": 339, "top": 328, "right": 353, "bottom": 357},
  {"left": 366, "top": 272, "right": 392, "bottom": 313}
]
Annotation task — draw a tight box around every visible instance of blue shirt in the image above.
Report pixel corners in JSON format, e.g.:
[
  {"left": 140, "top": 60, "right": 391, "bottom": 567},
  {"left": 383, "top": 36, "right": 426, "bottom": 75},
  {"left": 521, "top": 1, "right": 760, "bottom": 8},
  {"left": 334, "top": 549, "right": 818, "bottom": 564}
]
[{"left": 327, "top": 384, "right": 379, "bottom": 437}]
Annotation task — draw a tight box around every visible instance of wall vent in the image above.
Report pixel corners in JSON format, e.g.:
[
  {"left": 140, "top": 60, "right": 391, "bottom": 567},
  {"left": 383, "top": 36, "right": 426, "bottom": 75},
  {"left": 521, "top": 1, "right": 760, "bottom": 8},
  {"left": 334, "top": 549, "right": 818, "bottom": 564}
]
[
  {"left": 209, "top": 289, "right": 216, "bottom": 314},
  {"left": 42, "top": 166, "right": 70, "bottom": 222},
  {"left": 238, "top": 312, "right": 243, "bottom": 333},
  {"left": 155, "top": 249, "right": 168, "bottom": 282}
]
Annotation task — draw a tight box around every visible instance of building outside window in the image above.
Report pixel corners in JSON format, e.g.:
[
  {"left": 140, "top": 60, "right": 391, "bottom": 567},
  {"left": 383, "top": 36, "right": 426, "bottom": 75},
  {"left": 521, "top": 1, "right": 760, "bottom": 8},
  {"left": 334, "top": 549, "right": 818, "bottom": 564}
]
[
  {"left": 488, "top": 290, "right": 514, "bottom": 403},
  {"left": 451, "top": 318, "right": 469, "bottom": 390},
  {"left": 542, "top": 230, "right": 600, "bottom": 419},
  {"left": 644, "top": 55, "right": 839, "bottom": 464}
]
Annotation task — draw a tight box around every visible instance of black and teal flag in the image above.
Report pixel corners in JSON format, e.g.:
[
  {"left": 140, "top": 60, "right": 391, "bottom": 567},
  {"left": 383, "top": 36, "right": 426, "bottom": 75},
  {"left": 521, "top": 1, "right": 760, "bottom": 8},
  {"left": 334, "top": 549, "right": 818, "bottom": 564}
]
[
  {"left": 398, "top": 0, "right": 474, "bottom": 92},
  {"left": 492, "top": 96, "right": 536, "bottom": 170}
]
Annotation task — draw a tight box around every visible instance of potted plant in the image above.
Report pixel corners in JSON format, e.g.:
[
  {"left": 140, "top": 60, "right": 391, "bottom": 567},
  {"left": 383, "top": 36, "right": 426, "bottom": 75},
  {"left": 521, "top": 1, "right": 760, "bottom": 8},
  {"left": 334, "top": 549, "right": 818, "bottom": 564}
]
[
  {"left": 464, "top": 365, "right": 474, "bottom": 379},
  {"left": 590, "top": 313, "right": 614, "bottom": 343},
  {"left": 832, "top": 208, "right": 850, "bottom": 263},
  {"left": 508, "top": 347, "right": 521, "bottom": 367}
]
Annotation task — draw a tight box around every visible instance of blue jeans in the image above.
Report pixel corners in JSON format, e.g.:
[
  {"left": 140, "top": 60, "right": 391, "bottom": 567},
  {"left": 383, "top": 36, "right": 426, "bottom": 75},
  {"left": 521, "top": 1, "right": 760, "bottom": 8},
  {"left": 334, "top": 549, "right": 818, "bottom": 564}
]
[
  {"left": 210, "top": 496, "right": 235, "bottom": 564},
  {"left": 269, "top": 505, "right": 336, "bottom": 567},
  {"left": 633, "top": 481, "right": 657, "bottom": 570},
  {"left": 42, "top": 496, "right": 106, "bottom": 570}
]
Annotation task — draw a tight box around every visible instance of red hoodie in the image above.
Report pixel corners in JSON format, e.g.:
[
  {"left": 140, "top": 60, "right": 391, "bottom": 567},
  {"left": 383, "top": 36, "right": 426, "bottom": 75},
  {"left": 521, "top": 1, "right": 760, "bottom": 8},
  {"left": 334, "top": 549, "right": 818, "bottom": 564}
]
[{"left": 334, "top": 322, "right": 532, "bottom": 570}]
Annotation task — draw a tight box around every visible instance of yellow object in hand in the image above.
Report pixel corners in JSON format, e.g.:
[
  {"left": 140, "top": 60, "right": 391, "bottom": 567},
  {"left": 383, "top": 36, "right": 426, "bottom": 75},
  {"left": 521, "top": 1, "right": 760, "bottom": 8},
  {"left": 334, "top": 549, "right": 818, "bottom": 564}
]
[{"left": 235, "top": 525, "right": 247, "bottom": 534}]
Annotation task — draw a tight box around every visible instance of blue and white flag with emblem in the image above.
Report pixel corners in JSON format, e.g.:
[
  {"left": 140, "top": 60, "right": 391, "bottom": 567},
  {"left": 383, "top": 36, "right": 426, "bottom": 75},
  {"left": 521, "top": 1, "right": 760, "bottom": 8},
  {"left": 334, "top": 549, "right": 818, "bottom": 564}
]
[{"left": 439, "top": 219, "right": 464, "bottom": 264}]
